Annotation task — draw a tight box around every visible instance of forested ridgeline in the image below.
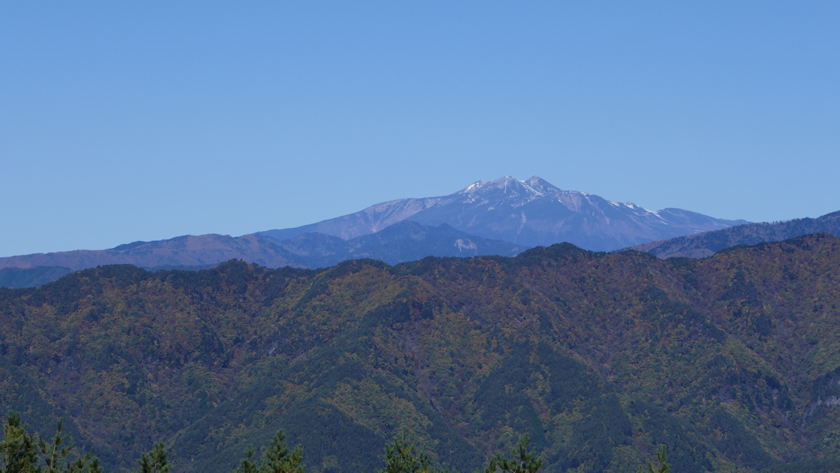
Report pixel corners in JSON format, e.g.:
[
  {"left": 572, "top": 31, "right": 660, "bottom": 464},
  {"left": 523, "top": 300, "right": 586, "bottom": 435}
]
[{"left": 2, "top": 234, "right": 840, "bottom": 472}]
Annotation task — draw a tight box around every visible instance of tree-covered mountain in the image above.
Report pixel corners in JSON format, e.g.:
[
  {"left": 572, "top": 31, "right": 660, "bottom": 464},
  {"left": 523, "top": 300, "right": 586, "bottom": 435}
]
[
  {"left": 0, "top": 222, "right": 523, "bottom": 287},
  {"left": 2, "top": 234, "right": 839, "bottom": 472},
  {"left": 631, "top": 210, "right": 840, "bottom": 258},
  {"left": 257, "top": 176, "right": 748, "bottom": 251}
]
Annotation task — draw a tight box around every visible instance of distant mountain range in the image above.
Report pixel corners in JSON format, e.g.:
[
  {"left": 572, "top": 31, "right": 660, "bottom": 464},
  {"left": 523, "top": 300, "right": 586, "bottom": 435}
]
[
  {"left": 0, "top": 222, "right": 523, "bottom": 287},
  {"left": 0, "top": 233, "right": 298, "bottom": 273},
  {"left": 258, "top": 176, "right": 748, "bottom": 251},
  {"left": 0, "top": 176, "right": 748, "bottom": 287},
  {"left": 630, "top": 210, "right": 840, "bottom": 258}
]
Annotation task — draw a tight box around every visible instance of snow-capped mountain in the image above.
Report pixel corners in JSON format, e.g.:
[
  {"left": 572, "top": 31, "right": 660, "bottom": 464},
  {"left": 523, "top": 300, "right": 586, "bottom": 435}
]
[
  {"left": 0, "top": 176, "right": 750, "bottom": 288},
  {"left": 258, "top": 176, "right": 748, "bottom": 251}
]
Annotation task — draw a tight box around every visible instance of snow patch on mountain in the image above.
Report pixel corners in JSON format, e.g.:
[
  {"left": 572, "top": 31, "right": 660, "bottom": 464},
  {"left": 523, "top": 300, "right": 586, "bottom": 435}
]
[{"left": 257, "top": 175, "right": 749, "bottom": 251}]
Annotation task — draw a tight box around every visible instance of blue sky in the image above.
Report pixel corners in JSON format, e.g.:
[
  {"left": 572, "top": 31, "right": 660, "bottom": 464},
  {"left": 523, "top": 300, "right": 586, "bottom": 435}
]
[{"left": 2, "top": 2, "right": 839, "bottom": 257}]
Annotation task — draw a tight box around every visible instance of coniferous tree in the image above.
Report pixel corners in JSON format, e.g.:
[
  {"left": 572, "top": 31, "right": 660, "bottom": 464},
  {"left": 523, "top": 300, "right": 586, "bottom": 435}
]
[
  {"left": 1, "top": 412, "right": 40, "bottom": 473},
  {"left": 38, "top": 419, "right": 102, "bottom": 473},
  {"left": 377, "top": 430, "right": 445, "bottom": 473},
  {"left": 637, "top": 446, "right": 670, "bottom": 473},
  {"left": 483, "top": 435, "right": 541, "bottom": 473},
  {"left": 2, "top": 413, "right": 102, "bottom": 473},
  {"left": 233, "top": 448, "right": 260, "bottom": 473},
  {"left": 262, "top": 431, "right": 303, "bottom": 473},
  {"left": 136, "top": 441, "right": 170, "bottom": 473},
  {"left": 232, "top": 430, "right": 304, "bottom": 473}
]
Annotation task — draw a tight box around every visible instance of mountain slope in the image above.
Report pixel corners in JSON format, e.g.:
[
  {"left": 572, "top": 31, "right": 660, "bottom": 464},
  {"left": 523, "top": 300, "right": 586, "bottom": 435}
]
[
  {"left": 303, "top": 220, "right": 524, "bottom": 266},
  {"left": 0, "top": 266, "right": 72, "bottom": 288},
  {"left": 0, "top": 176, "right": 746, "bottom": 285},
  {"left": 2, "top": 234, "right": 839, "bottom": 472},
  {"left": 257, "top": 176, "right": 747, "bottom": 251},
  {"left": 0, "top": 234, "right": 305, "bottom": 272},
  {"left": 0, "top": 223, "right": 523, "bottom": 287},
  {"left": 631, "top": 210, "right": 840, "bottom": 258}
]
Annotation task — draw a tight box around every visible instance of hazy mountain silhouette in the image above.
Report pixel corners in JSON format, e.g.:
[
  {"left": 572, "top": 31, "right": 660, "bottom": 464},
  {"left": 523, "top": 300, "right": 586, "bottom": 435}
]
[{"left": 0, "top": 222, "right": 522, "bottom": 286}]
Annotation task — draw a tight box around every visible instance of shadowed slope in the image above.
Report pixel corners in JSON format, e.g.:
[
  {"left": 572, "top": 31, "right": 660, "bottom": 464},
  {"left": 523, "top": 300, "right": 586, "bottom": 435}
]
[{"left": 631, "top": 210, "right": 840, "bottom": 258}]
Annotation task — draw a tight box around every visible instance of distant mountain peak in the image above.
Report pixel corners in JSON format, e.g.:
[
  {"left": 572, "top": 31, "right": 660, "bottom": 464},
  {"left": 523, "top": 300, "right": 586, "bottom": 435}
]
[
  {"left": 256, "top": 176, "right": 749, "bottom": 251},
  {"left": 457, "top": 176, "right": 548, "bottom": 207},
  {"left": 460, "top": 175, "right": 534, "bottom": 192},
  {"left": 456, "top": 176, "right": 661, "bottom": 216},
  {"left": 523, "top": 175, "right": 559, "bottom": 194}
]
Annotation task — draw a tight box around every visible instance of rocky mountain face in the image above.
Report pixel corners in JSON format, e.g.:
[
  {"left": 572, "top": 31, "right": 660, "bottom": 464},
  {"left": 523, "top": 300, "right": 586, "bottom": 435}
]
[
  {"left": 0, "top": 222, "right": 523, "bottom": 286},
  {"left": 1, "top": 234, "right": 839, "bottom": 472},
  {"left": 258, "top": 176, "right": 748, "bottom": 251},
  {"left": 631, "top": 210, "right": 840, "bottom": 258}
]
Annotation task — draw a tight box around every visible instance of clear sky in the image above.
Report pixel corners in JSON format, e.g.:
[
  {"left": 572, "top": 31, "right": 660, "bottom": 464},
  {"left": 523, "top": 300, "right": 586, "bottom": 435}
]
[{"left": 2, "top": 2, "right": 839, "bottom": 257}]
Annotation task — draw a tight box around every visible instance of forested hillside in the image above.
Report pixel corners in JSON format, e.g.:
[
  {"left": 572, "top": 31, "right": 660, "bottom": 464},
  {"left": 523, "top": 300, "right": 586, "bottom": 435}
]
[{"left": 2, "top": 234, "right": 840, "bottom": 472}]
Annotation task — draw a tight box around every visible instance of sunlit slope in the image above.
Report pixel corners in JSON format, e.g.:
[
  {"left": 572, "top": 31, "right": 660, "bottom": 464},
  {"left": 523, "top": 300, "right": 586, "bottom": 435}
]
[{"left": 1, "top": 234, "right": 839, "bottom": 472}]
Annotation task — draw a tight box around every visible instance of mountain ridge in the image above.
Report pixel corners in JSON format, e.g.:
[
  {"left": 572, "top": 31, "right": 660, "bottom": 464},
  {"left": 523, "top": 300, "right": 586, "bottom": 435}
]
[
  {"left": 1, "top": 176, "right": 747, "bottom": 287},
  {"left": 630, "top": 210, "right": 840, "bottom": 258},
  {"left": 257, "top": 176, "right": 748, "bottom": 251},
  {"left": 0, "top": 222, "right": 523, "bottom": 284}
]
